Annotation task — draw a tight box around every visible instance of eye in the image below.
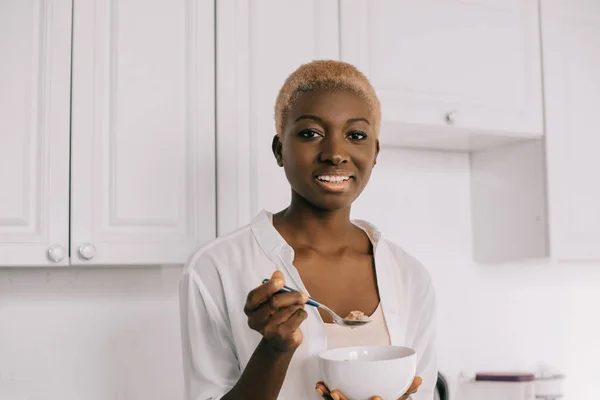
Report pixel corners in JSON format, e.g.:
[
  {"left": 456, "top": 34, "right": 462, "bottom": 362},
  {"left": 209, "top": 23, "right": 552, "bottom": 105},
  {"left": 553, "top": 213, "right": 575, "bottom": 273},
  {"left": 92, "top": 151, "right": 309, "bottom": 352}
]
[
  {"left": 298, "top": 129, "right": 322, "bottom": 139},
  {"left": 347, "top": 131, "right": 367, "bottom": 140}
]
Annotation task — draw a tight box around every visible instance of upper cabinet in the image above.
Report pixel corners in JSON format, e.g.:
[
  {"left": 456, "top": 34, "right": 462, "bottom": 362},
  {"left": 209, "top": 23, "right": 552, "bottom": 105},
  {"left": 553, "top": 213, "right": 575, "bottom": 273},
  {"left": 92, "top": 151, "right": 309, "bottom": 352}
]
[
  {"left": 2, "top": 0, "right": 598, "bottom": 265},
  {"left": 216, "top": 0, "right": 339, "bottom": 235},
  {"left": 471, "top": 0, "right": 600, "bottom": 263},
  {"left": 339, "top": 0, "right": 544, "bottom": 151},
  {"left": 70, "top": 0, "right": 216, "bottom": 265},
  {"left": 0, "top": 0, "right": 72, "bottom": 267},
  {"left": 541, "top": 0, "right": 600, "bottom": 260},
  {"left": 1, "top": 0, "right": 215, "bottom": 267}
]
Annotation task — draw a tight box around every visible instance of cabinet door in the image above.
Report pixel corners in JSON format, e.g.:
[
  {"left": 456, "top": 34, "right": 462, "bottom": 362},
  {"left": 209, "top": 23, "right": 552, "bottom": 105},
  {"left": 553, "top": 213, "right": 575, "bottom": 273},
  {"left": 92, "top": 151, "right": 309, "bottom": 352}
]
[
  {"left": 339, "top": 0, "right": 544, "bottom": 148},
  {"left": 0, "top": 0, "right": 72, "bottom": 266},
  {"left": 216, "top": 0, "right": 339, "bottom": 235},
  {"left": 70, "top": 0, "right": 215, "bottom": 265},
  {"left": 542, "top": 0, "right": 600, "bottom": 260}
]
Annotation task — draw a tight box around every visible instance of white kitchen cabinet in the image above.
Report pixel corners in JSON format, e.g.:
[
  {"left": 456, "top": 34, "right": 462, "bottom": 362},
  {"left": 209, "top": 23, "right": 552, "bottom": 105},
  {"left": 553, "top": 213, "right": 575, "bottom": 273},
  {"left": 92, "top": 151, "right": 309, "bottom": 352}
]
[
  {"left": 541, "top": 0, "right": 600, "bottom": 260},
  {"left": 0, "top": 0, "right": 72, "bottom": 266},
  {"left": 68, "top": 0, "right": 216, "bottom": 265},
  {"left": 3, "top": 0, "right": 598, "bottom": 267},
  {"left": 216, "top": 0, "right": 339, "bottom": 235},
  {"left": 339, "top": 0, "right": 544, "bottom": 151},
  {"left": 470, "top": 139, "right": 548, "bottom": 263},
  {"left": 471, "top": 0, "right": 600, "bottom": 263}
]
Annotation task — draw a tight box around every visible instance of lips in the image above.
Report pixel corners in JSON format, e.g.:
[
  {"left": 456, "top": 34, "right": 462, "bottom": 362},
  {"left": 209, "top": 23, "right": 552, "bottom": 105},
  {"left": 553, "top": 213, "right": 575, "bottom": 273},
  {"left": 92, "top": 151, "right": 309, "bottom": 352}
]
[
  {"left": 314, "top": 170, "right": 354, "bottom": 181},
  {"left": 314, "top": 172, "right": 354, "bottom": 193},
  {"left": 316, "top": 175, "right": 351, "bottom": 183}
]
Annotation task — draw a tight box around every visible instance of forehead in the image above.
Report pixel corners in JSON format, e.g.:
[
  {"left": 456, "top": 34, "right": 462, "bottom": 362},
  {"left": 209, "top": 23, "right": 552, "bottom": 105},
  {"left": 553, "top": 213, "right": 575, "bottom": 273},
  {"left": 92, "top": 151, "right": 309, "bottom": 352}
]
[{"left": 287, "top": 90, "right": 371, "bottom": 122}]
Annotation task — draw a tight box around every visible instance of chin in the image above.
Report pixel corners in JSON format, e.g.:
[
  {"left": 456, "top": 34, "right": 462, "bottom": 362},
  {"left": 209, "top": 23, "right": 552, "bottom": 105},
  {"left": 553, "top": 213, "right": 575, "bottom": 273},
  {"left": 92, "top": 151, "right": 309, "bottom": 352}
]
[
  {"left": 290, "top": 185, "right": 361, "bottom": 211},
  {"left": 307, "top": 196, "right": 355, "bottom": 212}
]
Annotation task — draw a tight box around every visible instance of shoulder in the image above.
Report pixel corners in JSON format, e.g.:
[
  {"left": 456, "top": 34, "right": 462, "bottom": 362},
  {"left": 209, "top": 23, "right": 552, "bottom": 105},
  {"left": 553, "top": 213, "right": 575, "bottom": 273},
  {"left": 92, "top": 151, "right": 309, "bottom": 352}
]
[
  {"left": 179, "top": 223, "right": 261, "bottom": 313},
  {"left": 383, "top": 239, "right": 433, "bottom": 288},
  {"left": 354, "top": 217, "right": 434, "bottom": 293}
]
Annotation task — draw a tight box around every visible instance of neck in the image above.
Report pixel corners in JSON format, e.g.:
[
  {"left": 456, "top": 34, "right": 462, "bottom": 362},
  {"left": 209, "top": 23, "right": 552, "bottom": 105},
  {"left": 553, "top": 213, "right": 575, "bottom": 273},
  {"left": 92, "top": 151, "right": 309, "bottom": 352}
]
[{"left": 274, "top": 193, "right": 356, "bottom": 248}]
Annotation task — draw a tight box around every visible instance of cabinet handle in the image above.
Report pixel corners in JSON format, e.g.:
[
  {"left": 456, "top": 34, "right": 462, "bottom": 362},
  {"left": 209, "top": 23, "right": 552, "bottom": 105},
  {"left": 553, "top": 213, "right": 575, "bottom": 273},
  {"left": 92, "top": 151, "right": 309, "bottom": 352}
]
[
  {"left": 47, "top": 245, "right": 66, "bottom": 263},
  {"left": 445, "top": 110, "right": 456, "bottom": 125},
  {"left": 79, "top": 243, "right": 97, "bottom": 260}
]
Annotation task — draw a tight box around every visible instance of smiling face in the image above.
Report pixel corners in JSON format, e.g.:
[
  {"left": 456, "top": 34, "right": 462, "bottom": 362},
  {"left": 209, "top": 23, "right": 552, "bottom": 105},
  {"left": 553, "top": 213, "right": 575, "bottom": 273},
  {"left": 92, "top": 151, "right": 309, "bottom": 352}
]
[{"left": 273, "top": 89, "right": 379, "bottom": 211}]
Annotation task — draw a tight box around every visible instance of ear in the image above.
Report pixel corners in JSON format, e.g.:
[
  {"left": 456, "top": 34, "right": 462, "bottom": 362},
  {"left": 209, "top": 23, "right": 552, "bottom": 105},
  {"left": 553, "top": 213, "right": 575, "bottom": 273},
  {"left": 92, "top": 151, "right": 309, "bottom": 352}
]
[
  {"left": 272, "top": 135, "right": 284, "bottom": 167},
  {"left": 374, "top": 139, "right": 380, "bottom": 166}
]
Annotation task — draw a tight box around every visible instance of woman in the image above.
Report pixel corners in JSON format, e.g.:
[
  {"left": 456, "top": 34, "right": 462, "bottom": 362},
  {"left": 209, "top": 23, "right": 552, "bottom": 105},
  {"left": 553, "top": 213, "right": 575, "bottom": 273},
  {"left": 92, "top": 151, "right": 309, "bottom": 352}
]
[{"left": 179, "top": 60, "right": 437, "bottom": 399}]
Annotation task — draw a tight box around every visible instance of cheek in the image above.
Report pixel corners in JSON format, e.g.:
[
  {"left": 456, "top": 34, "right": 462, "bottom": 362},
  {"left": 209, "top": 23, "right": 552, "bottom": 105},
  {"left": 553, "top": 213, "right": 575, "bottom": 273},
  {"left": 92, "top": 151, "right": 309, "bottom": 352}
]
[
  {"left": 282, "top": 148, "right": 311, "bottom": 180},
  {"left": 284, "top": 144, "right": 314, "bottom": 165},
  {"left": 355, "top": 151, "right": 377, "bottom": 170}
]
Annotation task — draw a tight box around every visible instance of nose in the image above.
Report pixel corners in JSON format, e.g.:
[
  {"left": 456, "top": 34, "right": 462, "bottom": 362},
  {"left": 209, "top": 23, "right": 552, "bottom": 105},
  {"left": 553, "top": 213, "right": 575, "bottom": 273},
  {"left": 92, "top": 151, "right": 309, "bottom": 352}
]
[{"left": 319, "top": 135, "right": 348, "bottom": 165}]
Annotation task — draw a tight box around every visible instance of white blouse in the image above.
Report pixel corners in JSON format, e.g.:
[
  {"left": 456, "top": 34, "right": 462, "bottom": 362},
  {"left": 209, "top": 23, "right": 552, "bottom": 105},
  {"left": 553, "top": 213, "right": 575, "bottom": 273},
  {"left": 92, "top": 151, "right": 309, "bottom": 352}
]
[{"left": 179, "top": 210, "right": 437, "bottom": 400}]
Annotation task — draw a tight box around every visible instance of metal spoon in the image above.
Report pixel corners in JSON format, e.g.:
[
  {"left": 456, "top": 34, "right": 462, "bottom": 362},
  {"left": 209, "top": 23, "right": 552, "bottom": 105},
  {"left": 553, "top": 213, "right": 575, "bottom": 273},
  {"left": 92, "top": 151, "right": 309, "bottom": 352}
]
[{"left": 262, "top": 279, "right": 372, "bottom": 328}]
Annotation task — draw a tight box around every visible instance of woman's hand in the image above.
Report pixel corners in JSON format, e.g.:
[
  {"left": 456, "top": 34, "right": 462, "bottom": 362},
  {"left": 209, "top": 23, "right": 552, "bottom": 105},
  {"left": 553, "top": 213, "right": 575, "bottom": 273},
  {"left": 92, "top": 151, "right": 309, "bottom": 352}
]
[
  {"left": 244, "top": 270, "right": 309, "bottom": 353},
  {"left": 315, "top": 376, "right": 422, "bottom": 400}
]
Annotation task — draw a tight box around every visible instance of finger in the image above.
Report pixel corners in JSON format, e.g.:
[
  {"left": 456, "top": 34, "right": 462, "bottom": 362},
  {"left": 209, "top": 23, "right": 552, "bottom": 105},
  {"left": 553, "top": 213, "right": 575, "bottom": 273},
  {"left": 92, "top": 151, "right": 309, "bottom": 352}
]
[
  {"left": 263, "top": 308, "right": 308, "bottom": 347},
  {"left": 270, "top": 290, "right": 309, "bottom": 310},
  {"left": 407, "top": 376, "right": 422, "bottom": 393},
  {"left": 371, "top": 375, "right": 424, "bottom": 400},
  {"left": 330, "top": 389, "right": 348, "bottom": 400},
  {"left": 261, "top": 304, "right": 305, "bottom": 332},
  {"left": 244, "top": 271, "right": 286, "bottom": 313},
  {"left": 399, "top": 376, "right": 423, "bottom": 399},
  {"left": 247, "top": 291, "right": 308, "bottom": 330},
  {"left": 254, "top": 290, "right": 308, "bottom": 320},
  {"left": 315, "top": 381, "right": 330, "bottom": 397},
  {"left": 277, "top": 306, "right": 308, "bottom": 332}
]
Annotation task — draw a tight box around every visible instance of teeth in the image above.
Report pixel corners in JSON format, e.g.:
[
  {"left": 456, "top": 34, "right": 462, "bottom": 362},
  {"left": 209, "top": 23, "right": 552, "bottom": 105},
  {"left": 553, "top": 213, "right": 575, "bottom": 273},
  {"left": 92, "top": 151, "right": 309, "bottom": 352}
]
[{"left": 317, "top": 175, "right": 350, "bottom": 183}]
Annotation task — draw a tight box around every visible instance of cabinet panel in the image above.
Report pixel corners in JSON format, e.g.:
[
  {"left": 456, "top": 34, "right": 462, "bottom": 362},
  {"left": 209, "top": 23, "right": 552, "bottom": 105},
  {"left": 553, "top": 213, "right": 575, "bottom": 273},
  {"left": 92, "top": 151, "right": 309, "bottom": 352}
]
[
  {"left": 340, "top": 0, "right": 543, "bottom": 150},
  {"left": 542, "top": 0, "right": 600, "bottom": 259},
  {"left": 0, "top": 0, "right": 71, "bottom": 266},
  {"left": 216, "top": 0, "right": 339, "bottom": 235},
  {"left": 70, "top": 0, "right": 215, "bottom": 265}
]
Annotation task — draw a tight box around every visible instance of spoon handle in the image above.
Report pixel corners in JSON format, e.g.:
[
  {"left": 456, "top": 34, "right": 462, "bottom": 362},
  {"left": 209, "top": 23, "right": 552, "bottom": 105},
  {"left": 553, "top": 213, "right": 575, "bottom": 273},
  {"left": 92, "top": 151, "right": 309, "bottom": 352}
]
[{"left": 262, "top": 279, "right": 320, "bottom": 308}]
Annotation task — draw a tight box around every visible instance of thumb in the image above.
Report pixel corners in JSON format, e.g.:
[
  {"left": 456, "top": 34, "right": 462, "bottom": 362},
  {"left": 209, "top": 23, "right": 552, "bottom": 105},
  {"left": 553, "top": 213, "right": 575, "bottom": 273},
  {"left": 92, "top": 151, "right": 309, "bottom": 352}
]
[
  {"left": 370, "top": 397, "right": 383, "bottom": 400},
  {"left": 271, "top": 270, "right": 285, "bottom": 282}
]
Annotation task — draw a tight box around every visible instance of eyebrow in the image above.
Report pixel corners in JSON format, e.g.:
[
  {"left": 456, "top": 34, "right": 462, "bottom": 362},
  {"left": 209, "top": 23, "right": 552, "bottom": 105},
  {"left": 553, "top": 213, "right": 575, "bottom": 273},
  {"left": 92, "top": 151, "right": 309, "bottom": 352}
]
[
  {"left": 347, "top": 117, "right": 370, "bottom": 125},
  {"left": 294, "top": 115, "right": 371, "bottom": 125},
  {"left": 294, "top": 115, "right": 322, "bottom": 123}
]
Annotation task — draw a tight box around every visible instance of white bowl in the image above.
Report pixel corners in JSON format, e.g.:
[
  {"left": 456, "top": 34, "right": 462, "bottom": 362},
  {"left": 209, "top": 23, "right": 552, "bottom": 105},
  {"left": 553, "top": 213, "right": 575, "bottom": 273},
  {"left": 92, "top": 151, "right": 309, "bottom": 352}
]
[{"left": 319, "top": 345, "right": 417, "bottom": 400}]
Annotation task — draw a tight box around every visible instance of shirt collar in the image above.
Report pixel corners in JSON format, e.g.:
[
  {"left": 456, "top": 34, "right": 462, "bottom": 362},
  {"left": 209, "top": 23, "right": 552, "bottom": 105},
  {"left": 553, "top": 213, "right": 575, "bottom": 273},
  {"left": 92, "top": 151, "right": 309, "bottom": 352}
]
[
  {"left": 249, "top": 210, "right": 289, "bottom": 260},
  {"left": 350, "top": 218, "right": 382, "bottom": 249},
  {"left": 249, "top": 209, "right": 384, "bottom": 259}
]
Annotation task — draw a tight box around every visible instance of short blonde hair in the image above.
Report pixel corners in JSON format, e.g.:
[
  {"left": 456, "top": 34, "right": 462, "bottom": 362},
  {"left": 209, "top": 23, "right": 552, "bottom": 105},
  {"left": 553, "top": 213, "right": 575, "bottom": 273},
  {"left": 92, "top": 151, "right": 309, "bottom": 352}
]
[{"left": 274, "top": 60, "right": 381, "bottom": 138}]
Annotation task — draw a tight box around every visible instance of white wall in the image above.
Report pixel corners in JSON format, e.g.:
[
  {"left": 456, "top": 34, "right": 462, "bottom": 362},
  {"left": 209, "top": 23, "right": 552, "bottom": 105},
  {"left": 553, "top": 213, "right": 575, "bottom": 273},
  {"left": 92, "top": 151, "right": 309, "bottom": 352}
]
[{"left": 1, "top": 148, "right": 598, "bottom": 400}]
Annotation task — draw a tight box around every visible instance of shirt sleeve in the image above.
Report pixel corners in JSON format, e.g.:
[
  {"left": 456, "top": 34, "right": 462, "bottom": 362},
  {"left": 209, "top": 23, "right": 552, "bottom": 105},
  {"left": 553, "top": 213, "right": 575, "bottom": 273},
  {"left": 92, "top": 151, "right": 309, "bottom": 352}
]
[
  {"left": 179, "top": 262, "right": 241, "bottom": 400},
  {"left": 410, "top": 279, "right": 438, "bottom": 400}
]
